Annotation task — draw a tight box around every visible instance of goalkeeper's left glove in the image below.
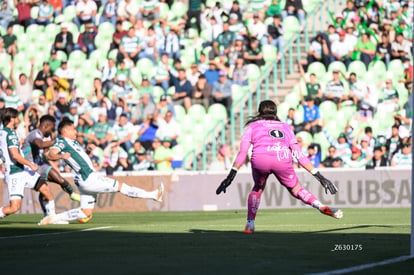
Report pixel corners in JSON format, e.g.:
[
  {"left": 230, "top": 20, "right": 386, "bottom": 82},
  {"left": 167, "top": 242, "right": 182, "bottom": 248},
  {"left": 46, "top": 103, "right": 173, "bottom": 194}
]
[
  {"left": 216, "top": 168, "right": 237, "bottom": 195},
  {"left": 312, "top": 170, "right": 338, "bottom": 195}
]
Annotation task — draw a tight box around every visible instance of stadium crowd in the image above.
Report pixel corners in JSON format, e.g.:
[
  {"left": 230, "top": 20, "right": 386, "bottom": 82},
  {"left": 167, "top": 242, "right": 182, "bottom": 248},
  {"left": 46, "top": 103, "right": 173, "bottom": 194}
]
[{"left": 0, "top": 0, "right": 411, "bottom": 173}]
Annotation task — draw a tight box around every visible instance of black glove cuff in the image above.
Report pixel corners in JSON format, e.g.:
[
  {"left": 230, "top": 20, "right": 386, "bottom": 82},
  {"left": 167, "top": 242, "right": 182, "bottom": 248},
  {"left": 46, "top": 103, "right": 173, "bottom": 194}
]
[
  {"left": 227, "top": 168, "right": 237, "bottom": 182},
  {"left": 313, "top": 171, "right": 324, "bottom": 182}
]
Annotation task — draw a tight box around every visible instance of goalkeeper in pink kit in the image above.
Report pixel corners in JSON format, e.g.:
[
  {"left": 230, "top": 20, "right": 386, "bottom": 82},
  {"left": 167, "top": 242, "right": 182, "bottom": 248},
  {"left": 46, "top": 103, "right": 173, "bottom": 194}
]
[{"left": 216, "top": 100, "right": 343, "bottom": 233}]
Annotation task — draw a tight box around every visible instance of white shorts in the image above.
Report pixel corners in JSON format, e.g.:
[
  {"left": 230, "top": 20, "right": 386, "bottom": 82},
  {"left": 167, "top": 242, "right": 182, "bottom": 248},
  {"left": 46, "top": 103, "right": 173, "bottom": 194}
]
[
  {"left": 5, "top": 169, "right": 40, "bottom": 200},
  {"left": 75, "top": 173, "right": 119, "bottom": 209}
]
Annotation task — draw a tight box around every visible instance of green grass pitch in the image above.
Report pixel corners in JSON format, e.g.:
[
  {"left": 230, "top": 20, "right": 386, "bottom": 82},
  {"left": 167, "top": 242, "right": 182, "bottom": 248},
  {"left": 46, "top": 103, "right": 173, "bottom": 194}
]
[{"left": 0, "top": 208, "right": 411, "bottom": 275}]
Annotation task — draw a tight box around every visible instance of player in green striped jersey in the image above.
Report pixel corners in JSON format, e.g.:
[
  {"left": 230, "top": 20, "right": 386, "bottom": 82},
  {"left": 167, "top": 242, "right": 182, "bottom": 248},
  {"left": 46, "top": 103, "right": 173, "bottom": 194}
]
[{"left": 38, "top": 118, "right": 164, "bottom": 225}]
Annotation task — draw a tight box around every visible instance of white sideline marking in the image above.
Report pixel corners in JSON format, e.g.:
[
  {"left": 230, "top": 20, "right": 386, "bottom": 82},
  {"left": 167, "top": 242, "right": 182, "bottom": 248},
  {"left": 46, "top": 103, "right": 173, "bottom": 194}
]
[
  {"left": 306, "top": 255, "right": 414, "bottom": 275},
  {"left": 0, "top": 226, "right": 114, "bottom": 240}
]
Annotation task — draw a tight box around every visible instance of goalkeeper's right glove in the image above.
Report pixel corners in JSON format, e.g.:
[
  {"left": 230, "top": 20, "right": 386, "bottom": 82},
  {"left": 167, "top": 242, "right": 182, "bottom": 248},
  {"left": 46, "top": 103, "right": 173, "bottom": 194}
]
[
  {"left": 312, "top": 170, "right": 338, "bottom": 195},
  {"left": 216, "top": 168, "right": 237, "bottom": 195}
]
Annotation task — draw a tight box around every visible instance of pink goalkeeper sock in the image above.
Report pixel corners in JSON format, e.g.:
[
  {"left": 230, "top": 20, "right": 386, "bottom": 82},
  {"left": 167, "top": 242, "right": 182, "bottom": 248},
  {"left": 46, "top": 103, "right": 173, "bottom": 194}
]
[
  {"left": 293, "top": 187, "right": 318, "bottom": 206},
  {"left": 247, "top": 189, "right": 263, "bottom": 220}
]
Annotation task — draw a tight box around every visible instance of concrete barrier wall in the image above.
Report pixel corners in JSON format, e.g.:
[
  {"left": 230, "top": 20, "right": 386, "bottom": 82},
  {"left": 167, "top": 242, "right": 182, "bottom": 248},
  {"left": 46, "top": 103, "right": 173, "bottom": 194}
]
[{"left": 0, "top": 168, "right": 410, "bottom": 214}]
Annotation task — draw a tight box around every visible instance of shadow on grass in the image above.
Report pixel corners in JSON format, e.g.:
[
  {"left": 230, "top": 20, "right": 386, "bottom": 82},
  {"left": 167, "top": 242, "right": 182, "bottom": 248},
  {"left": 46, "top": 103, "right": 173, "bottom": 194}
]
[{"left": 0, "top": 226, "right": 410, "bottom": 275}]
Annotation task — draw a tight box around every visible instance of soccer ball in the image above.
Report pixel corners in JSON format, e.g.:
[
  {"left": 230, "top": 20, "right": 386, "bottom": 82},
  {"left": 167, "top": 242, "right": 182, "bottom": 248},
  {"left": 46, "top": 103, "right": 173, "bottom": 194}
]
[{"left": 78, "top": 214, "right": 93, "bottom": 223}]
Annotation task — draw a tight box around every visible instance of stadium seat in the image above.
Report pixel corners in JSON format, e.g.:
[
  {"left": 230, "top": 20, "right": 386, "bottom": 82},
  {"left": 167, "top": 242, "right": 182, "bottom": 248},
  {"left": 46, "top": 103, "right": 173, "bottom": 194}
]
[
  {"left": 307, "top": 62, "right": 326, "bottom": 80},
  {"left": 152, "top": 86, "right": 164, "bottom": 104},
  {"left": 169, "top": 1, "right": 188, "bottom": 20},
  {"left": 136, "top": 58, "right": 155, "bottom": 77},
  {"left": 63, "top": 5, "right": 77, "bottom": 22},
  {"left": 347, "top": 60, "right": 366, "bottom": 79},
  {"left": 30, "top": 6, "right": 39, "bottom": 19},
  {"left": 129, "top": 67, "right": 142, "bottom": 88},
  {"left": 327, "top": 61, "right": 346, "bottom": 74},
  {"left": 262, "top": 44, "right": 277, "bottom": 63},
  {"left": 318, "top": 100, "right": 337, "bottom": 121},
  {"left": 284, "top": 91, "right": 300, "bottom": 108},
  {"left": 247, "top": 64, "right": 261, "bottom": 82},
  {"left": 387, "top": 59, "right": 404, "bottom": 81},
  {"left": 208, "top": 104, "right": 228, "bottom": 122},
  {"left": 173, "top": 104, "right": 186, "bottom": 122},
  {"left": 295, "top": 104, "right": 304, "bottom": 124},
  {"left": 276, "top": 101, "right": 290, "bottom": 121},
  {"left": 179, "top": 114, "right": 195, "bottom": 134},
  {"left": 188, "top": 104, "right": 207, "bottom": 123},
  {"left": 368, "top": 60, "right": 386, "bottom": 75},
  {"left": 282, "top": 16, "right": 300, "bottom": 41},
  {"left": 68, "top": 50, "right": 87, "bottom": 70},
  {"left": 231, "top": 85, "right": 248, "bottom": 102},
  {"left": 296, "top": 131, "right": 313, "bottom": 144}
]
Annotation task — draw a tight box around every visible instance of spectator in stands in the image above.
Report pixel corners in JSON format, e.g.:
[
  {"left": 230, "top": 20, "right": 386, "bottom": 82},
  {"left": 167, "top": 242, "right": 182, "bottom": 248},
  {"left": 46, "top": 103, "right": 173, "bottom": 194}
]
[
  {"left": 90, "top": 110, "right": 113, "bottom": 148},
  {"left": 3, "top": 84, "right": 24, "bottom": 113},
  {"left": 138, "top": 113, "right": 159, "bottom": 150},
  {"left": 55, "top": 60, "right": 74, "bottom": 87},
  {"left": 390, "top": 138, "right": 412, "bottom": 167},
  {"left": 100, "top": 58, "right": 117, "bottom": 94},
  {"left": 74, "top": 0, "right": 97, "bottom": 30},
  {"left": 162, "top": 27, "right": 181, "bottom": 60},
  {"left": 266, "top": 0, "right": 282, "bottom": 18},
  {"left": 184, "top": 0, "right": 201, "bottom": 35},
  {"left": 48, "top": 50, "right": 61, "bottom": 73},
  {"left": 282, "top": 0, "right": 305, "bottom": 26},
  {"left": 284, "top": 108, "right": 303, "bottom": 134},
  {"left": 391, "top": 32, "right": 411, "bottom": 61},
  {"left": 200, "top": 9, "right": 222, "bottom": 49},
  {"left": 229, "top": 1, "right": 243, "bottom": 21},
  {"left": 152, "top": 52, "right": 170, "bottom": 94},
  {"left": 156, "top": 110, "right": 180, "bottom": 148},
  {"left": 153, "top": 137, "right": 173, "bottom": 171},
  {"left": 187, "top": 63, "right": 201, "bottom": 87},
  {"left": 155, "top": 94, "right": 174, "bottom": 119},
  {"left": 232, "top": 55, "right": 249, "bottom": 87},
  {"left": 228, "top": 12, "right": 247, "bottom": 36},
  {"left": 14, "top": 0, "right": 32, "bottom": 30},
  {"left": 2, "top": 24, "right": 17, "bottom": 57},
  {"left": 110, "top": 21, "right": 128, "bottom": 50},
  {"left": 228, "top": 36, "right": 246, "bottom": 66},
  {"left": 402, "top": 57, "right": 412, "bottom": 90},
  {"left": 346, "top": 72, "right": 366, "bottom": 106},
  {"left": 136, "top": 0, "right": 159, "bottom": 23},
  {"left": 376, "top": 34, "right": 392, "bottom": 68},
  {"left": 212, "top": 21, "right": 235, "bottom": 59},
  {"left": 208, "top": 144, "right": 232, "bottom": 171},
  {"left": 377, "top": 78, "right": 399, "bottom": 112},
  {"left": 243, "top": 37, "right": 265, "bottom": 67},
  {"left": 36, "top": 94, "right": 49, "bottom": 115},
  {"left": 320, "top": 146, "right": 339, "bottom": 168},
  {"left": 353, "top": 32, "right": 375, "bottom": 69},
  {"left": 54, "top": 23, "right": 75, "bottom": 56},
  {"left": 204, "top": 60, "right": 220, "bottom": 87},
  {"left": 344, "top": 146, "right": 372, "bottom": 168},
  {"left": 127, "top": 144, "right": 152, "bottom": 171},
  {"left": 75, "top": 22, "right": 97, "bottom": 57},
  {"left": 307, "top": 143, "right": 321, "bottom": 168},
  {"left": 266, "top": 14, "right": 284, "bottom": 60},
  {"left": 299, "top": 96, "right": 321, "bottom": 136},
  {"left": 100, "top": 0, "right": 117, "bottom": 26},
  {"left": 9, "top": 58, "right": 34, "bottom": 110},
  {"left": 366, "top": 146, "right": 388, "bottom": 169},
  {"left": 34, "top": 61, "right": 53, "bottom": 92},
  {"left": 212, "top": 70, "right": 233, "bottom": 115},
  {"left": 248, "top": 12, "right": 267, "bottom": 44},
  {"left": 45, "top": 76, "right": 70, "bottom": 102},
  {"left": 112, "top": 113, "right": 134, "bottom": 152},
  {"left": 0, "top": 2, "right": 13, "bottom": 30},
  {"left": 306, "top": 33, "right": 330, "bottom": 69},
  {"left": 298, "top": 63, "right": 323, "bottom": 105},
  {"left": 324, "top": 69, "right": 348, "bottom": 107},
  {"left": 386, "top": 124, "right": 403, "bottom": 159},
  {"left": 117, "top": 27, "right": 142, "bottom": 64},
  {"left": 131, "top": 93, "right": 156, "bottom": 125},
  {"left": 192, "top": 74, "right": 211, "bottom": 110},
  {"left": 117, "top": 0, "right": 139, "bottom": 25},
  {"left": 331, "top": 30, "right": 352, "bottom": 68},
  {"left": 172, "top": 68, "right": 192, "bottom": 111},
  {"left": 102, "top": 140, "right": 129, "bottom": 174},
  {"left": 55, "top": 92, "right": 70, "bottom": 119},
  {"left": 323, "top": 130, "right": 352, "bottom": 162},
  {"left": 36, "top": 0, "right": 54, "bottom": 26}
]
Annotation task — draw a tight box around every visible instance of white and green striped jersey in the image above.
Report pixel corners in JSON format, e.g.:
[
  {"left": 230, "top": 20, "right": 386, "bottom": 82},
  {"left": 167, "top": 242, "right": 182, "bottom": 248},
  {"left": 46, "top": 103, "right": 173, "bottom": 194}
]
[
  {"left": 121, "top": 35, "right": 141, "bottom": 53},
  {"left": 3, "top": 93, "right": 23, "bottom": 110},
  {"left": 142, "top": 0, "right": 158, "bottom": 11},
  {"left": 52, "top": 137, "right": 94, "bottom": 181},
  {"left": 391, "top": 152, "right": 412, "bottom": 167},
  {"left": 0, "top": 127, "right": 24, "bottom": 175}
]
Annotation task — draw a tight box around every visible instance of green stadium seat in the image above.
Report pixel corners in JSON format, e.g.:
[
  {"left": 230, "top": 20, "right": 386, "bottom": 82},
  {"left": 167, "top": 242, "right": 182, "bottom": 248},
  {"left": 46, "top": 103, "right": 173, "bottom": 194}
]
[
  {"left": 387, "top": 59, "right": 404, "bottom": 81},
  {"left": 327, "top": 61, "right": 346, "bottom": 74},
  {"left": 63, "top": 5, "right": 77, "bottom": 22},
  {"left": 173, "top": 104, "right": 186, "bottom": 122},
  {"left": 262, "top": 44, "right": 277, "bottom": 63},
  {"left": 276, "top": 102, "right": 291, "bottom": 121},
  {"left": 318, "top": 100, "right": 337, "bottom": 121},
  {"left": 295, "top": 104, "right": 304, "bottom": 124},
  {"left": 208, "top": 103, "right": 228, "bottom": 122},
  {"left": 307, "top": 62, "right": 326, "bottom": 79},
  {"left": 347, "top": 60, "right": 366, "bottom": 79},
  {"left": 296, "top": 131, "right": 313, "bottom": 144},
  {"left": 169, "top": 1, "right": 188, "bottom": 20},
  {"left": 188, "top": 104, "right": 207, "bottom": 123},
  {"left": 282, "top": 16, "right": 300, "bottom": 41},
  {"left": 284, "top": 91, "right": 300, "bottom": 108}
]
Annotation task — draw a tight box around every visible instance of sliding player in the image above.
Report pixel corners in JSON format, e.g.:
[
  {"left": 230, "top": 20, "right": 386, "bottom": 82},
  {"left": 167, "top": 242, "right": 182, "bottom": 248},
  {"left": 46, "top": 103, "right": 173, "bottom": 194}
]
[
  {"left": 22, "top": 114, "right": 80, "bottom": 216},
  {"left": 216, "top": 100, "right": 343, "bottom": 233},
  {"left": 38, "top": 118, "right": 164, "bottom": 225},
  {"left": 0, "top": 108, "right": 57, "bottom": 221}
]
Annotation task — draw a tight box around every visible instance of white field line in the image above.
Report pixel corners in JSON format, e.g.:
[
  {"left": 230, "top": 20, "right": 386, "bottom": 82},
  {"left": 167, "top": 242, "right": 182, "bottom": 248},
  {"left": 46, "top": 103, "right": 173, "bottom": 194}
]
[
  {"left": 306, "top": 255, "right": 414, "bottom": 275},
  {"left": 0, "top": 226, "right": 114, "bottom": 240}
]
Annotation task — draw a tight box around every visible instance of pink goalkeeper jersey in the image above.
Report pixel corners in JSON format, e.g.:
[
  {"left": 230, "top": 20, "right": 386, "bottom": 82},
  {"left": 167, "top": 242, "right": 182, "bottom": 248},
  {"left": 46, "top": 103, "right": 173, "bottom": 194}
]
[{"left": 234, "top": 119, "right": 310, "bottom": 168}]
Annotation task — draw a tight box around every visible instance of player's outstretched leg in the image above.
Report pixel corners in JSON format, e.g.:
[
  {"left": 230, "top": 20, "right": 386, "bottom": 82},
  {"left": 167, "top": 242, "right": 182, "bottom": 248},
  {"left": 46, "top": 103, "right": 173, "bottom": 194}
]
[
  {"left": 291, "top": 183, "right": 343, "bottom": 219},
  {"left": 47, "top": 168, "right": 80, "bottom": 201},
  {"left": 39, "top": 208, "right": 87, "bottom": 225},
  {"left": 119, "top": 182, "right": 164, "bottom": 202},
  {"left": 244, "top": 188, "right": 264, "bottom": 233}
]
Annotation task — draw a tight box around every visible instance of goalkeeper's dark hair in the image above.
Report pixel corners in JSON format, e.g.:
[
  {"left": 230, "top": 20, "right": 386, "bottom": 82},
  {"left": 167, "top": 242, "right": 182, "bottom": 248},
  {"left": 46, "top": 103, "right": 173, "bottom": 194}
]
[
  {"left": 39, "top": 114, "right": 56, "bottom": 125},
  {"left": 246, "top": 100, "right": 280, "bottom": 126},
  {"left": 2, "top": 107, "right": 19, "bottom": 126},
  {"left": 58, "top": 117, "right": 74, "bottom": 135}
]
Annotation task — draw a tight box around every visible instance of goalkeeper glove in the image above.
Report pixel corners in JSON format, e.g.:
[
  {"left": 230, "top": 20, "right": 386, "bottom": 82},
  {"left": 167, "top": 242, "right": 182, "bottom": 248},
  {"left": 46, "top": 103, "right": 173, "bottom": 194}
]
[
  {"left": 312, "top": 170, "right": 338, "bottom": 195},
  {"left": 216, "top": 168, "right": 237, "bottom": 195}
]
